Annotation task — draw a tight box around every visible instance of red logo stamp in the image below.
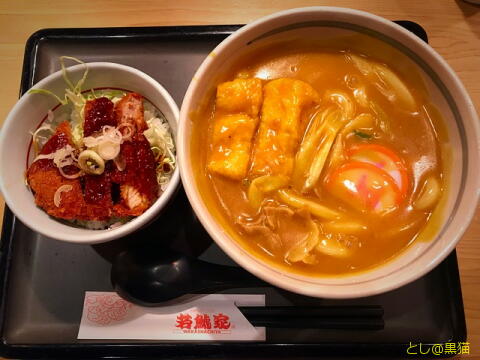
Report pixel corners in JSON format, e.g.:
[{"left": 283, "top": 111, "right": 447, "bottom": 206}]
[
  {"left": 85, "top": 293, "right": 133, "bottom": 325},
  {"left": 175, "top": 312, "right": 232, "bottom": 334}
]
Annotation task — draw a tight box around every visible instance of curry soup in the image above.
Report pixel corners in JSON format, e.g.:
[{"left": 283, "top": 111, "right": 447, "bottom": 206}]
[{"left": 191, "top": 44, "right": 445, "bottom": 276}]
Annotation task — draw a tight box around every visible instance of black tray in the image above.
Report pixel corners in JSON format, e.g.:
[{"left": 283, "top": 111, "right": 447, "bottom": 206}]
[{"left": 0, "top": 22, "right": 466, "bottom": 359}]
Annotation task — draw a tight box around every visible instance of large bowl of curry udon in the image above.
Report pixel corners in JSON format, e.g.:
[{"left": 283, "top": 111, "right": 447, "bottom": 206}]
[{"left": 178, "top": 7, "right": 480, "bottom": 298}]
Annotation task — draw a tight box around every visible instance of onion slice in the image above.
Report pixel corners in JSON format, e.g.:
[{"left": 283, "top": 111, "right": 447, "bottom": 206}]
[
  {"left": 114, "top": 154, "right": 126, "bottom": 171},
  {"left": 97, "top": 141, "right": 120, "bottom": 160},
  {"left": 53, "top": 185, "right": 73, "bottom": 207},
  {"left": 33, "top": 145, "right": 83, "bottom": 179},
  {"left": 118, "top": 123, "right": 135, "bottom": 140},
  {"left": 34, "top": 153, "right": 55, "bottom": 161},
  {"left": 59, "top": 166, "right": 83, "bottom": 179}
]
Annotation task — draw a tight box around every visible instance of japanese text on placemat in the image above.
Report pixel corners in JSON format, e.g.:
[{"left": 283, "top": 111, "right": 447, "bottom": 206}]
[{"left": 175, "top": 312, "right": 232, "bottom": 334}]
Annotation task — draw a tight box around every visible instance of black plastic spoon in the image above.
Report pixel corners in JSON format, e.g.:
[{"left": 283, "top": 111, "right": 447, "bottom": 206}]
[
  {"left": 111, "top": 248, "right": 267, "bottom": 306},
  {"left": 111, "top": 248, "right": 385, "bottom": 330}
]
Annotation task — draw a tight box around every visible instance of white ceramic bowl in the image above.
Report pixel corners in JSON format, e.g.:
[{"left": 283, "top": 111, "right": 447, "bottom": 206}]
[
  {"left": 179, "top": 7, "right": 480, "bottom": 298},
  {"left": 0, "top": 62, "right": 180, "bottom": 244}
]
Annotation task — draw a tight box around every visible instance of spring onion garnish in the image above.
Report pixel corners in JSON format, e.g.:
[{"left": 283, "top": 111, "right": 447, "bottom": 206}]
[{"left": 78, "top": 150, "right": 105, "bottom": 175}]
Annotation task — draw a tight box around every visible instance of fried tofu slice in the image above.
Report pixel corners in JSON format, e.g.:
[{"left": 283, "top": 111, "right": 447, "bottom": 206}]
[
  {"left": 216, "top": 78, "right": 263, "bottom": 118},
  {"left": 250, "top": 78, "right": 319, "bottom": 177},
  {"left": 208, "top": 114, "right": 258, "bottom": 180},
  {"left": 208, "top": 78, "right": 263, "bottom": 180}
]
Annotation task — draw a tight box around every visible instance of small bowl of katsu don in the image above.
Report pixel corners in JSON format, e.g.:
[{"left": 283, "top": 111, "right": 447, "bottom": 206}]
[
  {"left": 178, "top": 7, "right": 480, "bottom": 298},
  {"left": 0, "top": 59, "right": 180, "bottom": 243}
]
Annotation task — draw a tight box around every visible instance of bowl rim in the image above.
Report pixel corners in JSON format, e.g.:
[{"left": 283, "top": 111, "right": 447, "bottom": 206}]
[
  {"left": 178, "top": 7, "right": 480, "bottom": 298},
  {"left": 0, "top": 62, "right": 181, "bottom": 244}
]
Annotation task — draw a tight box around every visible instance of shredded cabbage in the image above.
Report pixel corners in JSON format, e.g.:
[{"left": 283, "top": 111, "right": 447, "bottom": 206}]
[
  {"left": 29, "top": 56, "right": 88, "bottom": 106},
  {"left": 143, "top": 101, "right": 176, "bottom": 192}
]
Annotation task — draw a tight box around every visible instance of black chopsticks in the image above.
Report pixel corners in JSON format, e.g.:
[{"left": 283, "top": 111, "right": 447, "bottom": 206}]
[{"left": 238, "top": 305, "right": 384, "bottom": 330}]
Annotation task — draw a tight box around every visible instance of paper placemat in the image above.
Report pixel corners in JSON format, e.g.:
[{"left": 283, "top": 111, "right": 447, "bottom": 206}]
[{"left": 78, "top": 292, "right": 266, "bottom": 341}]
